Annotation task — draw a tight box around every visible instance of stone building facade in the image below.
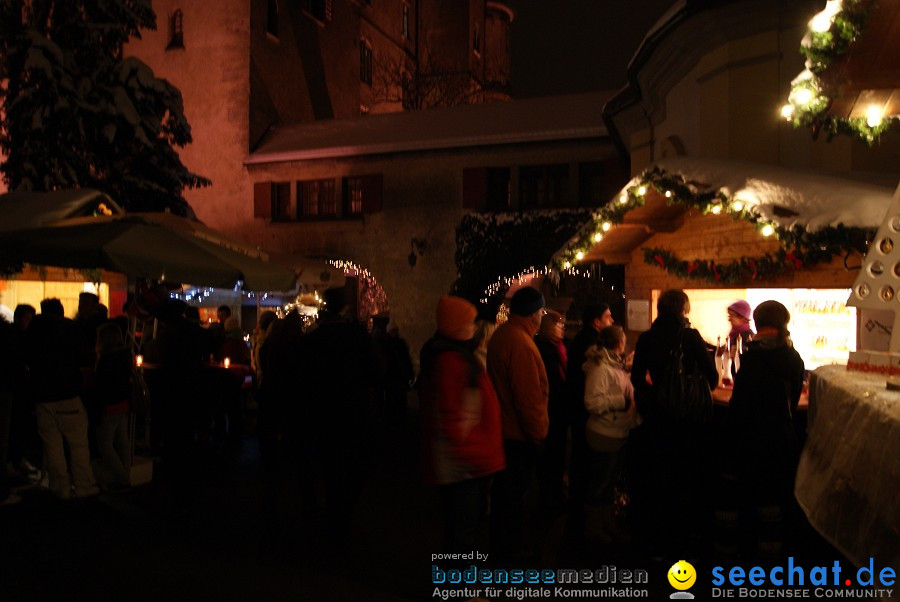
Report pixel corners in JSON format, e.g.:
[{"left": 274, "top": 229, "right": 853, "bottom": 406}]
[{"left": 125, "top": 1, "right": 626, "bottom": 352}]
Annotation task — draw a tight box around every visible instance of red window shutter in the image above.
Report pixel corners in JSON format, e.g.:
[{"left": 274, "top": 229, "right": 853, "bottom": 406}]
[
  {"left": 462, "top": 168, "right": 488, "bottom": 209},
  {"left": 361, "top": 174, "right": 383, "bottom": 214},
  {"left": 253, "top": 182, "right": 272, "bottom": 219}
]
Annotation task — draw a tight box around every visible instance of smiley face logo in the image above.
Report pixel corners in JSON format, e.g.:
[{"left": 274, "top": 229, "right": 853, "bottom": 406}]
[{"left": 668, "top": 560, "right": 697, "bottom": 590}]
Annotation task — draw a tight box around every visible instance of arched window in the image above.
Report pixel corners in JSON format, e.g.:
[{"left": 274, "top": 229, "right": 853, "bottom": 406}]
[{"left": 167, "top": 9, "right": 184, "bottom": 49}]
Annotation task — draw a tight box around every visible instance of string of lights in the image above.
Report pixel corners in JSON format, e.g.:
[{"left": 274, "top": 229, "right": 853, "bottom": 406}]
[{"left": 780, "top": 0, "right": 897, "bottom": 143}]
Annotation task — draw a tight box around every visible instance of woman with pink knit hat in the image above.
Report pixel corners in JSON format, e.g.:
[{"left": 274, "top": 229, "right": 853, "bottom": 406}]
[
  {"left": 726, "top": 299, "right": 754, "bottom": 350},
  {"left": 718, "top": 300, "right": 755, "bottom": 382},
  {"left": 419, "top": 295, "right": 505, "bottom": 556}
]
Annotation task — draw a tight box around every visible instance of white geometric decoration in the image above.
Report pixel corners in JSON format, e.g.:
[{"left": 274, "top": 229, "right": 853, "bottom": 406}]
[{"left": 848, "top": 183, "right": 900, "bottom": 352}]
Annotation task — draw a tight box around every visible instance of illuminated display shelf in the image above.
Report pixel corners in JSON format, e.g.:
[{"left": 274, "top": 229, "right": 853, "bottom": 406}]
[{"left": 678, "top": 288, "right": 855, "bottom": 371}]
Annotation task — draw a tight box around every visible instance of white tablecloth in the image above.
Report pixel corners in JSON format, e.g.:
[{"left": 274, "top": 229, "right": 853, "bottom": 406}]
[{"left": 795, "top": 364, "right": 900, "bottom": 568}]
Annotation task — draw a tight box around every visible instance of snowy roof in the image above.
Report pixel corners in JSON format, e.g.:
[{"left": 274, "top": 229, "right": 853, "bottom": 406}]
[
  {"left": 245, "top": 92, "right": 612, "bottom": 165},
  {"left": 0, "top": 189, "right": 123, "bottom": 232},
  {"left": 634, "top": 157, "right": 898, "bottom": 232}
]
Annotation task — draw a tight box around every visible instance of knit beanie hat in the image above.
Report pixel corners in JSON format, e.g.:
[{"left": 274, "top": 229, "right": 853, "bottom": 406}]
[
  {"left": 727, "top": 300, "right": 752, "bottom": 320},
  {"left": 436, "top": 295, "right": 477, "bottom": 340},
  {"left": 509, "top": 286, "right": 545, "bottom": 316}
]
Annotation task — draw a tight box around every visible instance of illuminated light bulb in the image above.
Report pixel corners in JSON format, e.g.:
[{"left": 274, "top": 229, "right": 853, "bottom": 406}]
[
  {"left": 224, "top": 357, "right": 231, "bottom": 369},
  {"left": 866, "top": 104, "right": 884, "bottom": 128},
  {"left": 637, "top": 185, "right": 647, "bottom": 196},
  {"left": 602, "top": 222, "right": 612, "bottom": 231},
  {"left": 710, "top": 205, "right": 722, "bottom": 215},
  {"left": 664, "top": 190, "right": 672, "bottom": 198},
  {"left": 810, "top": 11, "right": 833, "bottom": 32},
  {"left": 780, "top": 104, "right": 794, "bottom": 121},
  {"left": 793, "top": 87, "right": 814, "bottom": 107},
  {"left": 761, "top": 224, "right": 775, "bottom": 237},
  {"left": 135, "top": 355, "right": 144, "bottom": 367},
  {"left": 593, "top": 232, "right": 603, "bottom": 242},
  {"left": 563, "top": 261, "right": 571, "bottom": 269},
  {"left": 575, "top": 251, "right": 584, "bottom": 261},
  {"left": 619, "top": 192, "right": 628, "bottom": 204},
  {"left": 811, "top": 0, "right": 842, "bottom": 32},
  {"left": 732, "top": 201, "right": 744, "bottom": 212}
]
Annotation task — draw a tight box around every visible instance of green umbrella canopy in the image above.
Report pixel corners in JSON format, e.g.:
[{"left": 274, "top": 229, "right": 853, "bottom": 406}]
[{"left": 0, "top": 214, "right": 297, "bottom": 291}]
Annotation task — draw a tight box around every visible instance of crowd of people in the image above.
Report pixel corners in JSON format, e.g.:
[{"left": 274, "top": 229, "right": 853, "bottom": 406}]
[
  {"left": 419, "top": 287, "right": 806, "bottom": 564},
  {"left": 0, "top": 293, "right": 126, "bottom": 505},
  {"left": 1, "top": 283, "right": 807, "bottom": 566}
]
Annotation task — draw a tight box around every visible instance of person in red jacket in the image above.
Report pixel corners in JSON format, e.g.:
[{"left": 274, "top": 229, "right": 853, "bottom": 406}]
[{"left": 420, "top": 296, "right": 505, "bottom": 556}]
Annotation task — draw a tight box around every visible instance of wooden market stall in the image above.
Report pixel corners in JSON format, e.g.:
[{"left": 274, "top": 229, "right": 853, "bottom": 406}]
[
  {"left": 556, "top": 157, "right": 895, "bottom": 370},
  {"left": 0, "top": 189, "right": 128, "bottom": 318}
]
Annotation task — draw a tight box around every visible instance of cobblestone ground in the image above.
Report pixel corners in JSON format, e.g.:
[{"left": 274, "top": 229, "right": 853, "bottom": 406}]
[{"left": 0, "top": 401, "right": 847, "bottom": 602}]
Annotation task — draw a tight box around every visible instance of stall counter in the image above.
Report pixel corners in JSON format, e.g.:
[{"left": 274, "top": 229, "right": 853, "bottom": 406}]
[{"left": 795, "top": 365, "right": 900, "bottom": 568}]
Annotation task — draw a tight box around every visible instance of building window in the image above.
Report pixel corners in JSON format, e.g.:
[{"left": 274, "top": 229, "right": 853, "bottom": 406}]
[
  {"left": 359, "top": 39, "right": 373, "bottom": 85},
  {"left": 343, "top": 174, "right": 382, "bottom": 215},
  {"left": 298, "top": 179, "right": 337, "bottom": 218},
  {"left": 402, "top": 4, "right": 409, "bottom": 39},
  {"left": 519, "top": 164, "right": 570, "bottom": 209},
  {"left": 266, "top": 0, "right": 278, "bottom": 37},
  {"left": 462, "top": 167, "right": 510, "bottom": 210},
  {"left": 302, "top": 0, "right": 332, "bottom": 23},
  {"left": 167, "top": 9, "right": 184, "bottom": 49},
  {"left": 473, "top": 23, "right": 480, "bottom": 55},
  {"left": 272, "top": 182, "right": 292, "bottom": 220},
  {"left": 486, "top": 168, "right": 511, "bottom": 210},
  {"left": 345, "top": 178, "right": 364, "bottom": 215}
]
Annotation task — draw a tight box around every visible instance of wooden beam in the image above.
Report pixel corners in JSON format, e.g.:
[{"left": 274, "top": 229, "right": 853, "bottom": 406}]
[
  {"left": 585, "top": 252, "right": 633, "bottom": 265},
  {"left": 619, "top": 216, "right": 685, "bottom": 233}
]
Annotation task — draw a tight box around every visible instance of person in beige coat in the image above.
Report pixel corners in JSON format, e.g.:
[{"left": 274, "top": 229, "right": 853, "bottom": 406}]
[{"left": 583, "top": 325, "right": 639, "bottom": 543}]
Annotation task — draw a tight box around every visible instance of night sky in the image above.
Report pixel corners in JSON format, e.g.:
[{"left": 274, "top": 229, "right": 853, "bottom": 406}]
[{"left": 506, "top": 0, "right": 678, "bottom": 97}]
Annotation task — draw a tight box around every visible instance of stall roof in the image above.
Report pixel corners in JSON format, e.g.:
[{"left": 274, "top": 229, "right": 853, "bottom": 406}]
[
  {"left": 245, "top": 92, "right": 612, "bottom": 165},
  {"left": 579, "top": 157, "right": 898, "bottom": 263},
  {"left": 0, "top": 189, "right": 123, "bottom": 232},
  {"left": 647, "top": 157, "right": 897, "bottom": 231}
]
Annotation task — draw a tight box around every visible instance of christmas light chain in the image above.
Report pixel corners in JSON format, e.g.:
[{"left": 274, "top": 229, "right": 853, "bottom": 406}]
[{"left": 780, "top": 0, "right": 897, "bottom": 144}]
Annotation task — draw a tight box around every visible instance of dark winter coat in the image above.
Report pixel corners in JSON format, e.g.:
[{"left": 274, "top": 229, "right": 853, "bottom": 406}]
[
  {"left": 94, "top": 348, "right": 133, "bottom": 410},
  {"left": 536, "top": 336, "right": 567, "bottom": 414},
  {"left": 565, "top": 326, "right": 600, "bottom": 426},
  {"left": 726, "top": 337, "right": 805, "bottom": 493},
  {"left": 23, "top": 315, "right": 83, "bottom": 403},
  {"left": 630, "top": 314, "right": 718, "bottom": 424}
]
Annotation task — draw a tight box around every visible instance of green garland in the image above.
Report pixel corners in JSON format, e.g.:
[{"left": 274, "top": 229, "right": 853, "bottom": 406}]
[
  {"left": 642, "top": 247, "right": 831, "bottom": 285},
  {"left": 801, "top": 0, "right": 872, "bottom": 72},
  {"left": 786, "top": 0, "right": 898, "bottom": 144},
  {"left": 553, "top": 166, "right": 873, "bottom": 285}
]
